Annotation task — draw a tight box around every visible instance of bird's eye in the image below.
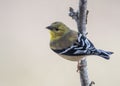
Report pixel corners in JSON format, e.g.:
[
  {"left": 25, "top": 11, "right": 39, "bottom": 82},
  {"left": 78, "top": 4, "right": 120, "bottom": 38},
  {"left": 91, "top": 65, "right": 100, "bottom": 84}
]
[{"left": 54, "top": 28, "right": 59, "bottom": 31}]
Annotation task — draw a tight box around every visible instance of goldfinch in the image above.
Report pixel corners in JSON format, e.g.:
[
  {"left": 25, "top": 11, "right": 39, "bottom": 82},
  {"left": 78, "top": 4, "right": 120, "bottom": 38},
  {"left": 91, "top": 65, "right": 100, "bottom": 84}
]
[{"left": 46, "top": 22, "right": 113, "bottom": 61}]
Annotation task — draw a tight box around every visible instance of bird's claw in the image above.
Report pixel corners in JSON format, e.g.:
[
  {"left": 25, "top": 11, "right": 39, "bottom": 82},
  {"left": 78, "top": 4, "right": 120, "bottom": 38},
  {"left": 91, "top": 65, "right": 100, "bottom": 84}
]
[{"left": 76, "top": 61, "right": 87, "bottom": 72}]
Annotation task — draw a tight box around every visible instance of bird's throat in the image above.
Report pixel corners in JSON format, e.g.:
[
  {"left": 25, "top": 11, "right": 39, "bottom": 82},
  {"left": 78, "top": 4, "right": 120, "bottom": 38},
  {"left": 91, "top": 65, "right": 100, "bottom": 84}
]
[{"left": 50, "top": 31, "right": 61, "bottom": 41}]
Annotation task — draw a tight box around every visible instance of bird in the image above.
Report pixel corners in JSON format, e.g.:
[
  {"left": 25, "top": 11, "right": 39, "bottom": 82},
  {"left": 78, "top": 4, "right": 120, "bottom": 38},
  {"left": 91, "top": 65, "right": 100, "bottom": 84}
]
[{"left": 46, "top": 21, "right": 113, "bottom": 71}]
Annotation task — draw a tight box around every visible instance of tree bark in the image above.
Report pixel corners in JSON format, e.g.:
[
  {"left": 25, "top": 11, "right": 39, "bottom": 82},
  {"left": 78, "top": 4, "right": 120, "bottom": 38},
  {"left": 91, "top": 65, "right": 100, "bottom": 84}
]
[{"left": 69, "top": 0, "right": 95, "bottom": 86}]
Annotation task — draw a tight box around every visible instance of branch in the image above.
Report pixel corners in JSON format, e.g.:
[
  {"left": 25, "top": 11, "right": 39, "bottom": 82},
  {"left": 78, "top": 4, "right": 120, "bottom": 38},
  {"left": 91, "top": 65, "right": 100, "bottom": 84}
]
[
  {"left": 69, "top": 0, "right": 87, "bottom": 35},
  {"left": 78, "top": 0, "right": 87, "bottom": 34},
  {"left": 69, "top": 0, "right": 95, "bottom": 86}
]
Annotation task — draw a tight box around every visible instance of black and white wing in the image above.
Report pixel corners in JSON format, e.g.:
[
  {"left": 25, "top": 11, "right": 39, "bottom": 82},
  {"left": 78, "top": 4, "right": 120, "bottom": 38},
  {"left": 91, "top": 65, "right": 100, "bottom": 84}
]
[{"left": 52, "top": 33, "right": 97, "bottom": 56}]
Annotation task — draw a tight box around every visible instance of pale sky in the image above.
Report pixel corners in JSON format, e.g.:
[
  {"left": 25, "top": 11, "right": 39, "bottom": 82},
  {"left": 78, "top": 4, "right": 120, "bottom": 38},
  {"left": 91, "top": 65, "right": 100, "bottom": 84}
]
[{"left": 0, "top": 0, "right": 120, "bottom": 86}]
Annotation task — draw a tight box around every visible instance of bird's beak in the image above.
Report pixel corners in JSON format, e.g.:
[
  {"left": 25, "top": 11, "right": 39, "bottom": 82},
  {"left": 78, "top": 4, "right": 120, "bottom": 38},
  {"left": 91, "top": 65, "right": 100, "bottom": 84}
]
[{"left": 46, "top": 26, "right": 53, "bottom": 30}]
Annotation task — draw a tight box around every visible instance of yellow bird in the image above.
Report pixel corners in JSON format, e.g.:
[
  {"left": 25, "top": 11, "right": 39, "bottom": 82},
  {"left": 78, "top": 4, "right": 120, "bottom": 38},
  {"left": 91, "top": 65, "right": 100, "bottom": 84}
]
[{"left": 46, "top": 22, "right": 113, "bottom": 63}]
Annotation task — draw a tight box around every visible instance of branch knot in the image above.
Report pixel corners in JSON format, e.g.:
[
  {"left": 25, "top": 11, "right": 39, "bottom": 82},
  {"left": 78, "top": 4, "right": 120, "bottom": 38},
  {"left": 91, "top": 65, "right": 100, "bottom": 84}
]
[{"left": 69, "top": 7, "right": 78, "bottom": 22}]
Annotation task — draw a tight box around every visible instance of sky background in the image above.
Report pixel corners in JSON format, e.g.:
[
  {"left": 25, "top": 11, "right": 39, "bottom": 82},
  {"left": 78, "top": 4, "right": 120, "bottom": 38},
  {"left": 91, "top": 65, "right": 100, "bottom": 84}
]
[{"left": 0, "top": 0, "right": 120, "bottom": 86}]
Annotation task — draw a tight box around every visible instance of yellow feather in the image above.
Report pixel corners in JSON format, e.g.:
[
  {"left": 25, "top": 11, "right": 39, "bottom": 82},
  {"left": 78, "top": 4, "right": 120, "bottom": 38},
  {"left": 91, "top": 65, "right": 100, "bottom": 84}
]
[{"left": 50, "top": 31, "right": 62, "bottom": 41}]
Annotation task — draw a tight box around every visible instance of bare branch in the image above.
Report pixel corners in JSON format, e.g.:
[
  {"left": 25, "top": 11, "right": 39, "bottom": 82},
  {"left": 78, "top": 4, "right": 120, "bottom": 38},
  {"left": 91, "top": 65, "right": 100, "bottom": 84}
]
[
  {"left": 69, "top": 7, "right": 78, "bottom": 22},
  {"left": 69, "top": 0, "right": 95, "bottom": 86},
  {"left": 79, "top": 59, "right": 90, "bottom": 86}
]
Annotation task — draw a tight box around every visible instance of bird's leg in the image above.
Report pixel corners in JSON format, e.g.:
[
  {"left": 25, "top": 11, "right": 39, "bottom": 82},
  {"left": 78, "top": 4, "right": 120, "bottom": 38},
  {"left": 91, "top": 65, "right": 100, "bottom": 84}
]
[
  {"left": 77, "top": 60, "right": 81, "bottom": 72},
  {"left": 76, "top": 60, "right": 87, "bottom": 72}
]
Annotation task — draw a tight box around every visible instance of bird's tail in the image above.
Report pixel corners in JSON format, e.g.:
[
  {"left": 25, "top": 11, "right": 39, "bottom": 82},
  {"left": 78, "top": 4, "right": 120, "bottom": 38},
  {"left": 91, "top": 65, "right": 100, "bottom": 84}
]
[{"left": 95, "top": 49, "right": 113, "bottom": 60}]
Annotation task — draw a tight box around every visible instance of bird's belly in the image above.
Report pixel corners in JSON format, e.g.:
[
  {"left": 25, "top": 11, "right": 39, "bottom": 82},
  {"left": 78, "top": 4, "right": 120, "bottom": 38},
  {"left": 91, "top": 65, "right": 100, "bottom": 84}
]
[{"left": 59, "top": 55, "right": 85, "bottom": 61}]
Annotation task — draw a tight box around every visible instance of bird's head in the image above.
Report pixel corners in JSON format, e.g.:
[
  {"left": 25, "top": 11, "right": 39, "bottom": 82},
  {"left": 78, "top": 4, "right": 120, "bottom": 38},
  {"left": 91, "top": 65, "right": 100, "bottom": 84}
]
[{"left": 46, "top": 22, "right": 70, "bottom": 41}]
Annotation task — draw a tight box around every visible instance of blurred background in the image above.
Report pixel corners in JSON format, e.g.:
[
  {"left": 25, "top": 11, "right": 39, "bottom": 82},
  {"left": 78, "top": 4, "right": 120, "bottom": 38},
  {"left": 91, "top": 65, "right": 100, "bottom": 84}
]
[{"left": 0, "top": 0, "right": 120, "bottom": 86}]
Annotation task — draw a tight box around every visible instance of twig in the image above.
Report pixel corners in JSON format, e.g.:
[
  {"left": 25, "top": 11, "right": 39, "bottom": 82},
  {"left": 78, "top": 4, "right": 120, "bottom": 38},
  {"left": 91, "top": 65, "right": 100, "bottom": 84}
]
[
  {"left": 69, "top": 0, "right": 95, "bottom": 86},
  {"left": 89, "top": 81, "right": 95, "bottom": 86}
]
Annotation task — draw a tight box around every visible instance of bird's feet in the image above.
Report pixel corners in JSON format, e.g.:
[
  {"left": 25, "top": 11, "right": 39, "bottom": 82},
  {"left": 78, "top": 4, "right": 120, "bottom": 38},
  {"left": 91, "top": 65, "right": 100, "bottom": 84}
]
[
  {"left": 76, "top": 60, "right": 87, "bottom": 72},
  {"left": 76, "top": 61, "right": 81, "bottom": 72}
]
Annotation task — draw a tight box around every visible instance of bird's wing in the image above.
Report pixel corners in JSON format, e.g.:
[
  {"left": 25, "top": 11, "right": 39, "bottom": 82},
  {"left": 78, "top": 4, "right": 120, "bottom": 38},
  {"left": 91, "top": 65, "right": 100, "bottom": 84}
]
[{"left": 52, "top": 33, "right": 97, "bottom": 56}]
